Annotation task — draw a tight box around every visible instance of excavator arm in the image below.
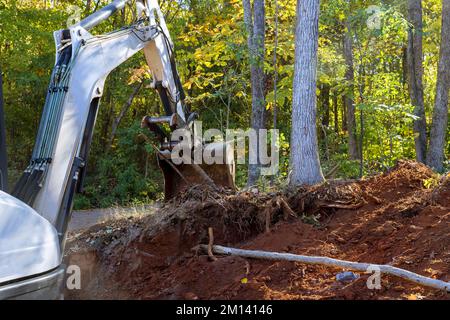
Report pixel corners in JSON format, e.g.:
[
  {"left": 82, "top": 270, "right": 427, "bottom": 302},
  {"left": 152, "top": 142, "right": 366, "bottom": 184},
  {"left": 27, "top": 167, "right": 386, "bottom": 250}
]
[
  {"left": 0, "top": 0, "right": 234, "bottom": 299},
  {"left": 10, "top": 0, "right": 234, "bottom": 243}
]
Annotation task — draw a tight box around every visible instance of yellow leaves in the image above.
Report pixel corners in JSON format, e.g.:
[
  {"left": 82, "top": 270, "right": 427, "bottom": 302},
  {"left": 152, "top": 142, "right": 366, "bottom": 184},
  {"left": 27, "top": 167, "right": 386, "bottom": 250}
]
[
  {"left": 185, "top": 71, "right": 224, "bottom": 91},
  {"left": 127, "top": 66, "right": 149, "bottom": 85},
  {"left": 184, "top": 79, "right": 194, "bottom": 90},
  {"left": 424, "top": 267, "right": 442, "bottom": 279},
  {"left": 235, "top": 91, "right": 246, "bottom": 98},
  {"left": 405, "top": 293, "right": 425, "bottom": 300},
  {"left": 423, "top": 177, "right": 439, "bottom": 189},
  {"left": 36, "top": 68, "right": 45, "bottom": 77}
]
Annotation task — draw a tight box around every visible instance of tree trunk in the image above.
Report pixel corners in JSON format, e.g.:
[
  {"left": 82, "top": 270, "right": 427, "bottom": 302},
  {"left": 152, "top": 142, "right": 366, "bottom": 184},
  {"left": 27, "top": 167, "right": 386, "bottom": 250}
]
[
  {"left": 333, "top": 92, "right": 339, "bottom": 133},
  {"left": 407, "top": 0, "right": 427, "bottom": 163},
  {"left": 321, "top": 83, "right": 330, "bottom": 128},
  {"left": 289, "top": 0, "right": 324, "bottom": 187},
  {"left": 0, "top": 66, "right": 8, "bottom": 191},
  {"left": 243, "top": 0, "right": 266, "bottom": 186},
  {"left": 343, "top": 19, "right": 359, "bottom": 160},
  {"left": 341, "top": 95, "right": 347, "bottom": 131},
  {"left": 426, "top": 0, "right": 450, "bottom": 171},
  {"left": 107, "top": 81, "right": 143, "bottom": 151}
]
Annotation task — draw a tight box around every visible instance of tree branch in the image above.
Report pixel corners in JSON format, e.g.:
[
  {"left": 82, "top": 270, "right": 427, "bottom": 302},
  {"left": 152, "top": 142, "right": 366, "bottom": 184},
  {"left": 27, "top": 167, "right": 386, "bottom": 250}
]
[{"left": 200, "top": 245, "right": 450, "bottom": 292}]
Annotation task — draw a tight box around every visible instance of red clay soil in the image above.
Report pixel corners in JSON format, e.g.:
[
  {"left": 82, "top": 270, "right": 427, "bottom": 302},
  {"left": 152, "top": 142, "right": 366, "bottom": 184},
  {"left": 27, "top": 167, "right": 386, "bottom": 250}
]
[{"left": 64, "top": 161, "right": 449, "bottom": 300}]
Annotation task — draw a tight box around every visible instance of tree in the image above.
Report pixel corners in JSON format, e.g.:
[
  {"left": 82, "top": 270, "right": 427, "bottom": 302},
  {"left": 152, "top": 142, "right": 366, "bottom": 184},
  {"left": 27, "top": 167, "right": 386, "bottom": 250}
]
[
  {"left": 243, "top": 0, "right": 266, "bottom": 186},
  {"left": 107, "top": 81, "right": 143, "bottom": 152},
  {"left": 0, "top": 66, "right": 7, "bottom": 191},
  {"left": 427, "top": 0, "right": 450, "bottom": 171},
  {"left": 343, "top": 17, "right": 359, "bottom": 160},
  {"left": 320, "top": 83, "right": 331, "bottom": 128},
  {"left": 289, "top": 0, "right": 324, "bottom": 186},
  {"left": 406, "top": 0, "right": 427, "bottom": 163}
]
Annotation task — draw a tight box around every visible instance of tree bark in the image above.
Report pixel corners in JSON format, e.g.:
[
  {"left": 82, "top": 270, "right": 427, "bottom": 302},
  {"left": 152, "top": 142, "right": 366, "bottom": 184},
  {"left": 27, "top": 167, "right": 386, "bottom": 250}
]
[
  {"left": 343, "top": 19, "right": 359, "bottom": 160},
  {"left": 407, "top": 0, "right": 427, "bottom": 163},
  {"left": 243, "top": 0, "right": 266, "bottom": 186},
  {"left": 289, "top": 0, "right": 324, "bottom": 186},
  {"left": 427, "top": 0, "right": 450, "bottom": 171}
]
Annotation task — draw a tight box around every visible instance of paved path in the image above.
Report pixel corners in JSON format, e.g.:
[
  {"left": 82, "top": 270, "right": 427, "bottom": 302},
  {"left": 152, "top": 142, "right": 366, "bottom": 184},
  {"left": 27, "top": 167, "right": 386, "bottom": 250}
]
[{"left": 68, "top": 204, "right": 161, "bottom": 232}]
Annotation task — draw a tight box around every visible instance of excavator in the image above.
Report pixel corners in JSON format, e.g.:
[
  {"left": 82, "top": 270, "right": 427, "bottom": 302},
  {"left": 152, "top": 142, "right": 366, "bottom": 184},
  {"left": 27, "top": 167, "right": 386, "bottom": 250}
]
[{"left": 0, "top": 0, "right": 234, "bottom": 299}]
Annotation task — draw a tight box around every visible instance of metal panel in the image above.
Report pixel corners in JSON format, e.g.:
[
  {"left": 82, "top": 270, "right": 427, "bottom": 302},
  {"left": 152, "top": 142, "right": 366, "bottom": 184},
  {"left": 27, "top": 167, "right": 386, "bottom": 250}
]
[
  {"left": 0, "top": 191, "right": 61, "bottom": 285},
  {"left": 77, "top": 0, "right": 132, "bottom": 31},
  {"left": 0, "top": 266, "right": 65, "bottom": 300}
]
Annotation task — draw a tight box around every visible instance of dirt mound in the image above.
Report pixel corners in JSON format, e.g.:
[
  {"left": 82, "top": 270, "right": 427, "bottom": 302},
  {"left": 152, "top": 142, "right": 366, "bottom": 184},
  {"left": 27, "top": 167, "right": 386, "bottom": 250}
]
[{"left": 65, "top": 161, "right": 449, "bottom": 300}]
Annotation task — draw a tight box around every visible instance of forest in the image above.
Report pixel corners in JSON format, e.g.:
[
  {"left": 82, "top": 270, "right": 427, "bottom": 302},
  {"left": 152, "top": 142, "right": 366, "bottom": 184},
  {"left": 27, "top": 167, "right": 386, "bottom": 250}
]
[
  {"left": 0, "top": 0, "right": 449, "bottom": 210},
  {"left": 0, "top": 0, "right": 449, "bottom": 302}
]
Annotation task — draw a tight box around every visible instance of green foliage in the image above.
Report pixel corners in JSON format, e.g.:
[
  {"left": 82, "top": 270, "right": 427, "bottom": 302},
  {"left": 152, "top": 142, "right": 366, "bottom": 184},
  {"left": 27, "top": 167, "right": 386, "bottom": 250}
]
[
  {"left": 2, "top": 0, "right": 449, "bottom": 209},
  {"left": 74, "top": 122, "right": 163, "bottom": 209}
]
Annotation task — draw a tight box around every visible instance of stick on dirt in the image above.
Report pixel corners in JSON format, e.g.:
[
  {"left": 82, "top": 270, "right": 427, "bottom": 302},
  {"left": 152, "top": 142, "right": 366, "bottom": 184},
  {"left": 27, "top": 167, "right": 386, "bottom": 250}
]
[
  {"left": 207, "top": 227, "right": 217, "bottom": 261},
  {"left": 200, "top": 245, "right": 450, "bottom": 292},
  {"left": 279, "top": 197, "right": 296, "bottom": 219}
]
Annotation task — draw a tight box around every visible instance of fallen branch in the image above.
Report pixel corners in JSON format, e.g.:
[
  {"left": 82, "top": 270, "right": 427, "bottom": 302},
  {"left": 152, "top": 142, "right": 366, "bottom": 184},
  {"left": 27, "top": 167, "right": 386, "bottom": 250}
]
[
  {"left": 279, "top": 197, "right": 296, "bottom": 220},
  {"left": 200, "top": 245, "right": 450, "bottom": 292},
  {"left": 317, "top": 201, "right": 365, "bottom": 210},
  {"left": 325, "top": 163, "right": 340, "bottom": 179},
  {"left": 265, "top": 208, "right": 271, "bottom": 233}
]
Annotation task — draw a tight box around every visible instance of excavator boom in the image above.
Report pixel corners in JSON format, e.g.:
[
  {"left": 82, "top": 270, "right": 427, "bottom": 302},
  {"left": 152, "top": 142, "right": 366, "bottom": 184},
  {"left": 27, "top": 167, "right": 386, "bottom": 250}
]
[{"left": 0, "top": 0, "right": 234, "bottom": 299}]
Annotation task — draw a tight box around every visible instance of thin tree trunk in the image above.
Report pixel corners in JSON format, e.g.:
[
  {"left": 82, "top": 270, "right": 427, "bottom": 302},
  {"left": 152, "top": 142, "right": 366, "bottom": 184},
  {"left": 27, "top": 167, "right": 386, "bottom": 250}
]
[
  {"left": 201, "top": 245, "right": 450, "bottom": 292},
  {"left": 243, "top": 0, "right": 266, "bottom": 186},
  {"left": 407, "top": 0, "right": 427, "bottom": 163},
  {"left": 270, "top": 0, "right": 279, "bottom": 185},
  {"left": 344, "top": 18, "right": 359, "bottom": 160},
  {"left": 333, "top": 92, "right": 339, "bottom": 133},
  {"left": 0, "top": 66, "right": 8, "bottom": 191},
  {"left": 289, "top": 0, "right": 324, "bottom": 187},
  {"left": 321, "top": 84, "right": 330, "bottom": 128},
  {"left": 318, "top": 83, "right": 330, "bottom": 140},
  {"left": 342, "top": 95, "right": 347, "bottom": 131},
  {"left": 272, "top": 0, "right": 279, "bottom": 132},
  {"left": 427, "top": 0, "right": 450, "bottom": 171},
  {"left": 107, "top": 81, "right": 143, "bottom": 151}
]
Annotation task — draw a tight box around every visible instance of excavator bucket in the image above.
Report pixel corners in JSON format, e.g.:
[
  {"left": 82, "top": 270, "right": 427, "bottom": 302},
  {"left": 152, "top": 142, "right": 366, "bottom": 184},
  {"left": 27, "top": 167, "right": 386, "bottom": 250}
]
[
  {"left": 157, "top": 142, "right": 236, "bottom": 200},
  {"left": 141, "top": 116, "right": 236, "bottom": 200}
]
